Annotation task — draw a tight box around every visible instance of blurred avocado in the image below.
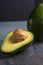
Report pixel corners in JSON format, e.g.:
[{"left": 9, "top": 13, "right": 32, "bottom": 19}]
[{"left": 27, "top": 3, "right": 43, "bottom": 42}]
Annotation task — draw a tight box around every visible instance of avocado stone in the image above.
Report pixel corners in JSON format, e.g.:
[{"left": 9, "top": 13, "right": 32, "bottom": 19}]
[
  {"left": 27, "top": 3, "right": 43, "bottom": 41},
  {"left": 1, "top": 30, "right": 34, "bottom": 54}
]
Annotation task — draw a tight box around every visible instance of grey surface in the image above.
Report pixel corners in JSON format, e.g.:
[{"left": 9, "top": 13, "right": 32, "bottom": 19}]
[{"left": 0, "top": 21, "right": 43, "bottom": 65}]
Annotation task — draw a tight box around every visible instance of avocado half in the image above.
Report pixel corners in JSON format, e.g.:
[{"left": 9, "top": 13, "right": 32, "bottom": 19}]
[
  {"left": 1, "top": 30, "right": 34, "bottom": 54},
  {"left": 27, "top": 3, "right": 43, "bottom": 42}
]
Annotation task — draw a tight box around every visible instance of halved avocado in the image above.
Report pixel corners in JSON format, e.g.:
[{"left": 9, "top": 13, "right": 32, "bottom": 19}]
[
  {"left": 1, "top": 30, "right": 34, "bottom": 54},
  {"left": 27, "top": 3, "right": 43, "bottom": 42}
]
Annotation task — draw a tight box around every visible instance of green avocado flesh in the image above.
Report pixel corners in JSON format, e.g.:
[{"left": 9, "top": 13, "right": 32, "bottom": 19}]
[
  {"left": 1, "top": 30, "right": 34, "bottom": 53},
  {"left": 27, "top": 3, "right": 43, "bottom": 41}
]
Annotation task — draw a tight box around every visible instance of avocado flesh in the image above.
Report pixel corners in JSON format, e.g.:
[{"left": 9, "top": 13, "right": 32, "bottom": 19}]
[
  {"left": 27, "top": 3, "right": 43, "bottom": 41},
  {"left": 1, "top": 31, "right": 34, "bottom": 53}
]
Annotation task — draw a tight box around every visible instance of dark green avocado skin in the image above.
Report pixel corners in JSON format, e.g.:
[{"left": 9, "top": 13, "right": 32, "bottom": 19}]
[{"left": 27, "top": 3, "right": 43, "bottom": 42}]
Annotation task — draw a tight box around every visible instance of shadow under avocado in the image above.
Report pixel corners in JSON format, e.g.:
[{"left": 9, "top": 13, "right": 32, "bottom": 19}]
[{"left": 0, "top": 41, "right": 33, "bottom": 59}]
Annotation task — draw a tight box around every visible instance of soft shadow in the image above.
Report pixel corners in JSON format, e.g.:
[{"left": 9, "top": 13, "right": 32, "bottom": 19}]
[{"left": 0, "top": 47, "right": 26, "bottom": 59}]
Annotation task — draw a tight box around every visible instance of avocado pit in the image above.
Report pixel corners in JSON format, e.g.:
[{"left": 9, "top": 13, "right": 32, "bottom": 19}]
[{"left": 10, "top": 29, "right": 28, "bottom": 43}]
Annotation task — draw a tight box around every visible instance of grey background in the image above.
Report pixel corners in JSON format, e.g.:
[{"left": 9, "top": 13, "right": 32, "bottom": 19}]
[
  {"left": 0, "top": 0, "right": 43, "bottom": 21},
  {"left": 0, "top": 0, "right": 35, "bottom": 21}
]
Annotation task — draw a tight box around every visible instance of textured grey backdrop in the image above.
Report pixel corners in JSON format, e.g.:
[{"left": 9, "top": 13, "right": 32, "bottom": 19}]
[
  {"left": 0, "top": 0, "right": 42, "bottom": 21},
  {"left": 0, "top": 0, "right": 34, "bottom": 21}
]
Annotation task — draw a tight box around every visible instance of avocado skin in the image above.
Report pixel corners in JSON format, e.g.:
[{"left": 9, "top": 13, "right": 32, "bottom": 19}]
[{"left": 27, "top": 3, "right": 43, "bottom": 42}]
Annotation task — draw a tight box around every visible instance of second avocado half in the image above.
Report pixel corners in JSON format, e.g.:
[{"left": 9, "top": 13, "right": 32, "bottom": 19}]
[{"left": 27, "top": 3, "right": 43, "bottom": 42}]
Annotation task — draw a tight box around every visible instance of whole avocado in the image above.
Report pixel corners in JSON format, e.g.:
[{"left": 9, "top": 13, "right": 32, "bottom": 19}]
[{"left": 27, "top": 3, "right": 43, "bottom": 42}]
